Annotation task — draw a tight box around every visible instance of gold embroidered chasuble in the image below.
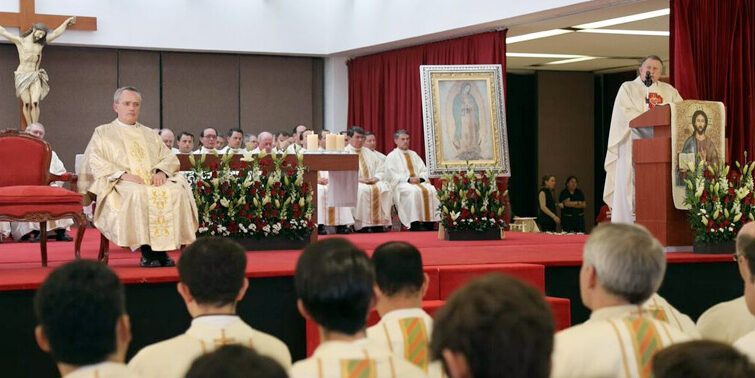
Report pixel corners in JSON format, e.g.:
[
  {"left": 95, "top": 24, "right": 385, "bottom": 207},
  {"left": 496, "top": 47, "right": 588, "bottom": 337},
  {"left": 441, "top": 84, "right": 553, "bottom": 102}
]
[{"left": 80, "top": 120, "right": 198, "bottom": 251}]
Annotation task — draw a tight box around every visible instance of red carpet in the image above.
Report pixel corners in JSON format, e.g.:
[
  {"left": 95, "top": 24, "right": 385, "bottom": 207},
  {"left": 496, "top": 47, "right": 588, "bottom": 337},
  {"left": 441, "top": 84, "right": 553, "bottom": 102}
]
[{"left": 0, "top": 228, "right": 732, "bottom": 291}]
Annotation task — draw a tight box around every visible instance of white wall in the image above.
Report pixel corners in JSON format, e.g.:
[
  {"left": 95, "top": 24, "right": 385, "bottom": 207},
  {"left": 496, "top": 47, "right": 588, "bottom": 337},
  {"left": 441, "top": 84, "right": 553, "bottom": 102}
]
[
  {"left": 323, "top": 55, "right": 349, "bottom": 132},
  {"left": 1, "top": 0, "right": 594, "bottom": 55}
]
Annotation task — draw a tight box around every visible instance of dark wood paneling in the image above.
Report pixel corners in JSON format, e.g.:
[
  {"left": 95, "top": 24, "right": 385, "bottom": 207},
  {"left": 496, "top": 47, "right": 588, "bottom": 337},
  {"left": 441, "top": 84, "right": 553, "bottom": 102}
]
[
  {"left": 40, "top": 46, "right": 118, "bottom": 172},
  {"left": 162, "top": 53, "right": 239, "bottom": 136},
  {"left": 240, "top": 55, "right": 315, "bottom": 136},
  {"left": 118, "top": 50, "right": 160, "bottom": 128}
]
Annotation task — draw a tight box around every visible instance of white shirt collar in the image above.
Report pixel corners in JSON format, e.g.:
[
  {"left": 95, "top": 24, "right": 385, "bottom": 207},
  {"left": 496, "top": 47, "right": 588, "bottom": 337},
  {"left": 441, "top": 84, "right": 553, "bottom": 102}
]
[
  {"left": 115, "top": 119, "right": 137, "bottom": 128},
  {"left": 191, "top": 314, "right": 241, "bottom": 328}
]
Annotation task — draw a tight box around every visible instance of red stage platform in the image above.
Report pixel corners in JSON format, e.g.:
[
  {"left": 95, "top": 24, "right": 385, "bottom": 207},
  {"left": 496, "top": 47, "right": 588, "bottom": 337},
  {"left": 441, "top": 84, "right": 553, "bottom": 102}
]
[{"left": 0, "top": 228, "right": 732, "bottom": 291}]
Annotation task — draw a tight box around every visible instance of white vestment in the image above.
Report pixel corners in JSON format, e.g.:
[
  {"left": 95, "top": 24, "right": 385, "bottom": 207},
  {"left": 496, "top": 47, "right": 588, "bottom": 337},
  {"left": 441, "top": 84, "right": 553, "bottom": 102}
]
[
  {"left": 366, "top": 308, "right": 444, "bottom": 378},
  {"left": 290, "top": 339, "right": 426, "bottom": 378},
  {"left": 551, "top": 304, "right": 693, "bottom": 378},
  {"left": 9, "top": 150, "right": 75, "bottom": 240},
  {"left": 170, "top": 147, "right": 180, "bottom": 154},
  {"left": 641, "top": 293, "right": 701, "bottom": 338},
  {"left": 79, "top": 120, "right": 198, "bottom": 251},
  {"left": 67, "top": 362, "right": 140, "bottom": 378},
  {"left": 250, "top": 147, "right": 282, "bottom": 154},
  {"left": 193, "top": 146, "right": 217, "bottom": 154},
  {"left": 603, "top": 77, "right": 682, "bottom": 223},
  {"left": 384, "top": 148, "right": 440, "bottom": 227},
  {"left": 345, "top": 145, "right": 392, "bottom": 229},
  {"left": 286, "top": 143, "right": 305, "bottom": 154},
  {"left": 0, "top": 222, "right": 9, "bottom": 238},
  {"left": 735, "top": 329, "right": 755, "bottom": 363},
  {"left": 318, "top": 171, "right": 355, "bottom": 226},
  {"left": 698, "top": 296, "right": 755, "bottom": 343},
  {"left": 368, "top": 148, "right": 386, "bottom": 162},
  {"left": 128, "top": 315, "right": 291, "bottom": 378},
  {"left": 218, "top": 146, "right": 249, "bottom": 155}
]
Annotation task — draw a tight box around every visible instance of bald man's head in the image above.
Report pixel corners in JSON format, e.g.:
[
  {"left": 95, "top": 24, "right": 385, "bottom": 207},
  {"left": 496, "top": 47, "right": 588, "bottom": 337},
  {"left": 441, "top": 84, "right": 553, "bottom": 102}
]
[{"left": 257, "top": 132, "right": 274, "bottom": 153}]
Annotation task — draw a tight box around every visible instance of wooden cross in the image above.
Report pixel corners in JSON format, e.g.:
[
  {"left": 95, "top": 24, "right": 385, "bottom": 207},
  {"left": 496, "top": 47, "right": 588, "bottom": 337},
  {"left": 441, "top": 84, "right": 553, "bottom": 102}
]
[
  {"left": 0, "top": 0, "right": 97, "bottom": 33},
  {"left": 0, "top": 0, "right": 96, "bottom": 129}
]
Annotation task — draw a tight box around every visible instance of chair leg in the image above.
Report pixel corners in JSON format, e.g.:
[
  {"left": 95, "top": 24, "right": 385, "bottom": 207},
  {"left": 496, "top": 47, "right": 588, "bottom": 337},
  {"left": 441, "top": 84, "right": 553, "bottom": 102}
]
[
  {"left": 72, "top": 213, "right": 87, "bottom": 260},
  {"left": 98, "top": 233, "right": 109, "bottom": 265},
  {"left": 39, "top": 222, "right": 48, "bottom": 267}
]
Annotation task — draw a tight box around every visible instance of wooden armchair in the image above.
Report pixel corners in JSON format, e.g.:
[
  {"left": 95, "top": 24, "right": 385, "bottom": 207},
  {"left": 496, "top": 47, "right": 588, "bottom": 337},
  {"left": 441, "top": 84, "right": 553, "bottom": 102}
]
[{"left": 0, "top": 129, "right": 87, "bottom": 266}]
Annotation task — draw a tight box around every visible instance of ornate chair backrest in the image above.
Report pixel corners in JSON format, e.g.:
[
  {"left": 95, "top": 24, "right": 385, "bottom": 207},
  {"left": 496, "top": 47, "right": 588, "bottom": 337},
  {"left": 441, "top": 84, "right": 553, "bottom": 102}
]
[{"left": 0, "top": 129, "right": 52, "bottom": 187}]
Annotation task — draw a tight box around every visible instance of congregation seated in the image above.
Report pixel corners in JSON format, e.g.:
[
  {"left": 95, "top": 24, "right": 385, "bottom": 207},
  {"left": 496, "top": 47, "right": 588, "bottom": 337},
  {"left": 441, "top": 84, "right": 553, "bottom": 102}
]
[
  {"left": 176, "top": 131, "right": 195, "bottom": 154},
  {"left": 384, "top": 130, "right": 439, "bottom": 231},
  {"left": 652, "top": 340, "right": 755, "bottom": 378},
  {"left": 128, "top": 237, "right": 292, "bottom": 377},
  {"left": 3, "top": 122, "right": 73, "bottom": 242},
  {"left": 34, "top": 260, "right": 136, "bottom": 377},
  {"left": 194, "top": 127, "right": 218, "bottom": 154},
  {"left": 185, "top": 345, "right": 288, "bottom": 378},
  {"left": 291, "top": 238, "right": 426, "bottom": 377},
  {"left": 697, "top": 296, "right": 755, "bottom": 343},
  {"left": 79, "top": 86, "right": 198, "bottom": 267},
  {"left": 731, "top": 222, "right": 755, "bottom": 362},
  {"left": 430, "top": 273, "right": 554, "bottom": 378},
  {"left": 366, "top": 241, "right": 444, "bottom": 377},
  {"left": 550, "top": 223, "right": 693, "bottom": 378},
  {"left": 344, "top": 126, "right": 392, "bottom": 232},
  {"left": 218, "top": 128, "right": 248, "bottom": 154}
]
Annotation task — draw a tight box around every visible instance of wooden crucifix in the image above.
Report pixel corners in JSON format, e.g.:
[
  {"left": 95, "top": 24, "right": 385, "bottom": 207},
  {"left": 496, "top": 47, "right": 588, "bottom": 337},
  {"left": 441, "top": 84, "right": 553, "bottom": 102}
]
[{"left": 0, "top": 0, "right": 96, "bottom": 130}]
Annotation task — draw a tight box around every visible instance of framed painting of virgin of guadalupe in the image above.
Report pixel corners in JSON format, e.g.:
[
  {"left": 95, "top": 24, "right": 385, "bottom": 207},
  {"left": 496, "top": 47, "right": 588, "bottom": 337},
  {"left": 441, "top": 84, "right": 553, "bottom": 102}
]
[{"left": 420, "top": 64, "right": 511, "bottom": 177}]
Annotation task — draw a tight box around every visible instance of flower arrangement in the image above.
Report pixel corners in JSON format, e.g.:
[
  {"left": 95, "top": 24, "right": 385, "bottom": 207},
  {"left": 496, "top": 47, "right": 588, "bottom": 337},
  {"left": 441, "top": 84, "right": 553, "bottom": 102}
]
[
  {"left": 437, "top": 167, "right": 508, "bottom": 232},
  {"left": 188, "top": 151, "right": 315, "bottom": 240},
  {"left": 684, "top": 155, "right": 755, "bottom": 244}
]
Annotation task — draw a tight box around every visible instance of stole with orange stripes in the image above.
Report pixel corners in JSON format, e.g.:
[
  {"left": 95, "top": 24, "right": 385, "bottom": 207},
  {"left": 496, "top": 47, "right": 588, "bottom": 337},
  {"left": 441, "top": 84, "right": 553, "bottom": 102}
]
[{"left": 399, "top": 317, "right": 429, "bottom": 372}]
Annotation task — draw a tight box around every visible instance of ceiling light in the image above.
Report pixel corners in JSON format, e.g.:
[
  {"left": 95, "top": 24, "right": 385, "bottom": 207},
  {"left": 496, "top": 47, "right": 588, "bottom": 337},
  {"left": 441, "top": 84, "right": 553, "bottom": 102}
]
[
  {"left": 577, "top": 29, "right": 669, "bottom": 36},
  {"left": 574, "top": 8, "right": 669, "bottom": 29},
  {"left": 506, "top": 52, "right": 584, "bottom": 59},
  {"left": 544, "top": 56, "right": 600, "bottom": 65},
  {"left": 506, "top": 29, "right": 573, "bottom": 44}
]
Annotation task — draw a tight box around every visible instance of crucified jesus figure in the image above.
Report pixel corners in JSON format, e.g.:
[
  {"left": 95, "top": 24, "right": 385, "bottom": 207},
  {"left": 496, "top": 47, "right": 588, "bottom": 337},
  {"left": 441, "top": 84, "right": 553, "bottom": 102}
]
[{"left": 0, "top": 17, "right": 76, "bottom": 126}]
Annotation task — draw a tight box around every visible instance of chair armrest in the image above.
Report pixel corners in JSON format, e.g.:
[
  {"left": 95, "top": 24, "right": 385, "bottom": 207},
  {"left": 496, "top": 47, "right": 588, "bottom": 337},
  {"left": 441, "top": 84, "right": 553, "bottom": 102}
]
[{"left": 48, "top": 172, "right": 78, "bottom": 192}]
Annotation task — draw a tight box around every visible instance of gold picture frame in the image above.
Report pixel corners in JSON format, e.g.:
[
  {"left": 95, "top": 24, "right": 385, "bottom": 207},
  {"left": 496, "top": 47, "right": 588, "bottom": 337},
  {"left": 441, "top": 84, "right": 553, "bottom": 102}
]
[{"left": 420, "top": 65, "right": 510, "bottom": 177}]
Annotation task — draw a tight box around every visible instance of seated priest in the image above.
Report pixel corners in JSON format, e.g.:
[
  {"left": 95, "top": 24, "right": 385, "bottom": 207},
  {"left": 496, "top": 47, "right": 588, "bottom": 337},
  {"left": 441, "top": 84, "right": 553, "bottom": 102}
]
[
  {"left": 129, "top": 237, "right": 292, "bottom": 377},
  {"left": 79, "top": 86, "right": 198, "bottom": 267},
  {"left": 364, "top": 131, "right": 386, "bottom": 161},
  {"left": 194, "top": 127, "right": 218, "bottom": 154},
  {"left": 158, "top": 128, "right": 178, "bottom": 153},
  {"left": 9, "top": 122, "right": 74, "bottom": 242},
  {"left": 250, "top": 131, "right": 278, "bottom": 154},
  {"left": 344, "top": 126, "right": 392, "bottom": 232},
  {"left": 551, "top": 223, "right": 693, "bottom": 378},
  {"left": 317, "top": 171, "right": 354, "bottom": 234},
  {"left": 177, "top": 131, "right": 195, "bottom": 154},
  {"left": 384, "top": 130, "right": 439, "bottom": 231},
  {"left": 219, "top": 128, "right": 247, "bottom": 154}
]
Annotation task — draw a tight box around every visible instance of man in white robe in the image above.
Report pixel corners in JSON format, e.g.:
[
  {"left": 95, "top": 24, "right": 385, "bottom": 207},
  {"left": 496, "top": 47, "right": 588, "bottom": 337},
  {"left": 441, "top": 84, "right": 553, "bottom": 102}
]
[
  {"left": 10, "top": 122, "right": 74, "bottom": 242},
  {"left": 642, "top": 293, "right": 701, "bottom": 337},
  {"left": 384, "top": 130, "right": 439, "bottom": 231},
  {"left": 731, "top": 223, "right": 755, "bottom": 361},
  {"left": 698, "top": 296, "right": 755, "bottom": 343},
  {"left": 218, "top": 128, "right": 248, "bottom": 155},
  {"left": 366, "top": 242, "right": 443, "bottom": 377},
  {"left": 603, "top": 56, "right": 683, "bottom": 223},
  {"left": 249, "top": 131, "right": 279, "bottom": 154},
  {"left": 291, "top": 238, "right": 425, "bottom": 378},
  {"left": 34, "top": 260, "right": 137, "bottom": 378},
  {"left": 317, "top": 171, "right": 354, "bottom": 234},
  {"left": 345, "top": 127, "right": 392, "bottom": 232},
  {"left": 129, "top": 238, "right": 291, "bottom": 378},
  {"left": 286, "top": 129, "right": 311, "bottom": 154},
  {"left": 431, "top": 274, "right": 554, "bottom": 378},
  {"left": 158, "top": 128, "right": 178, "bottom": 154},
  {"left": 365, "top": 132, "right": 386, "bottom": 161},
  {"left": 79, "top": 87, "right": 198, "bottom": 267},
  {"left": 193, "top": 128, "right": 218, "bottom": 154},
  {"left": 551, "top": 224, "right": 693, "bottom": 378}
]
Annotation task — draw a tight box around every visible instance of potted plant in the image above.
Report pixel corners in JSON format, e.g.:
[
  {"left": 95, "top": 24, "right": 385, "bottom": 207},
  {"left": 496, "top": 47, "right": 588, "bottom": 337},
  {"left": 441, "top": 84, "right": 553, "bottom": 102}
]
[{"left": 437, "top": 167, "right": 507, "bottom": 240}]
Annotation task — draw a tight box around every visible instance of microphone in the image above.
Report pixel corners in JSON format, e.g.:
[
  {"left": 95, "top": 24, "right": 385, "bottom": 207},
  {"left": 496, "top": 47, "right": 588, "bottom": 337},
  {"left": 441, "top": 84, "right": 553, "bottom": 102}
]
[{"left": 643, "top": 71, "right": 653, "bottom": 87}]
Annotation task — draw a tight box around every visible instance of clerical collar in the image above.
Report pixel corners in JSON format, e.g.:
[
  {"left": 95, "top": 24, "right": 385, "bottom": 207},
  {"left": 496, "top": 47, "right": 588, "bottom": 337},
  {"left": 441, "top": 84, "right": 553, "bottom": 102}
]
[
  {"left": 115, "top": 119, "right": 137, "bottom": 127},
  {"left": 192, "top": 314, "right": 240, "bottom": 328}
]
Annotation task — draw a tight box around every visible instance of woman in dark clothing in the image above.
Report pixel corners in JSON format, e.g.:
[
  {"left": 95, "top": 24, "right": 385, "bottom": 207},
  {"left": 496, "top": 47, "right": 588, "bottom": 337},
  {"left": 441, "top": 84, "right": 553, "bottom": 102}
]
[
  {"left": 559, "top": 176, "right": 587, "bottom": 233},
  {"left": 537, "top": 175, "right": 559, "bottom": 232}
]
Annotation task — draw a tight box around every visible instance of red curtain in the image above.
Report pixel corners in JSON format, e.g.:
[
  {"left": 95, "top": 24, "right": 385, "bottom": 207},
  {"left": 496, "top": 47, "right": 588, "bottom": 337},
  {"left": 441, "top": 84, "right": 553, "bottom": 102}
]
[
  {"left": 671, "top": 0, "right": 755, "bottom": 163},
  {"left": 347, "top": 31, "right": 507, "bottom": 157}
]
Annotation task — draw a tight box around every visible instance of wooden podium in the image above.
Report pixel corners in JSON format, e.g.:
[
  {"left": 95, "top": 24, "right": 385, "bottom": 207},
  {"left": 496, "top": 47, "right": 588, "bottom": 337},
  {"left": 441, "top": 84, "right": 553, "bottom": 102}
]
[
  {"left": 177, "top": 153, "right": 358, "bottom": 243},
  {"left": 630, "top": 105, "right": 695, "bottom": 247}
]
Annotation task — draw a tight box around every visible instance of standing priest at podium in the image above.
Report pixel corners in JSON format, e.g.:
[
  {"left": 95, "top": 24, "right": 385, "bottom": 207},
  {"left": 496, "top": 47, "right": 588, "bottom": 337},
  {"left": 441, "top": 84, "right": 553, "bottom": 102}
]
[
  {"left": 384, "top": 130, "right": 439, "bottom": 231},
  {"left": 79, "top": 87, "right": 198, "bottom": 267},
  {"left": 603, "top": 55, "right": 682, "bottom": 223}
]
